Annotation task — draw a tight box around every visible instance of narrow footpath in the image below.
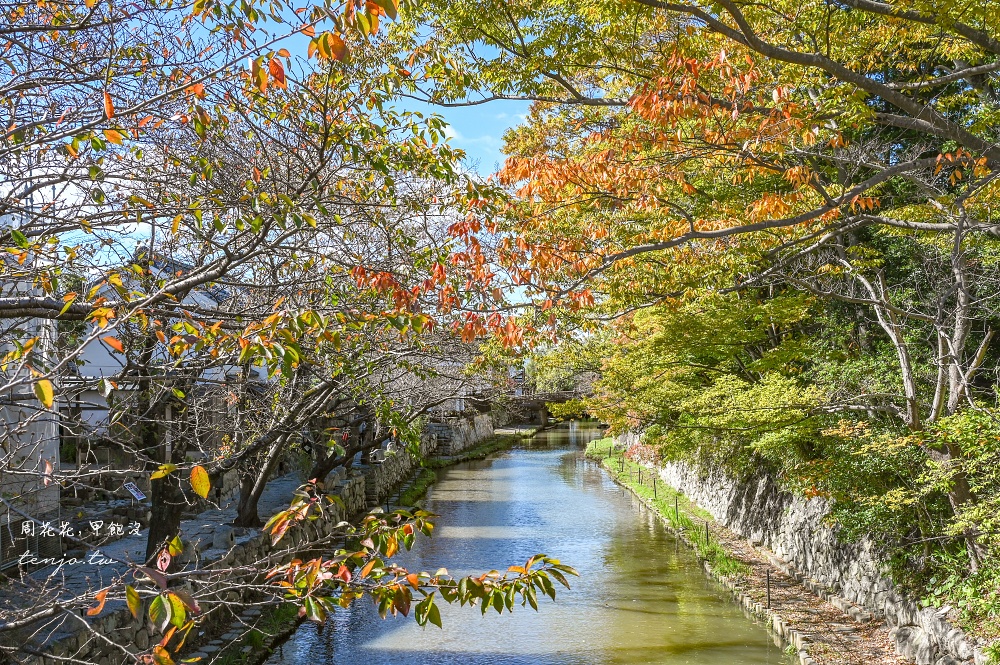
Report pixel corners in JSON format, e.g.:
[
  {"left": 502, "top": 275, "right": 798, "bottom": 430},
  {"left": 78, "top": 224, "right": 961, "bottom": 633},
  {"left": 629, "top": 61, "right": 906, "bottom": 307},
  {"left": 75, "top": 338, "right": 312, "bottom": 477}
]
[{"left": 589, "top": 445, "right": 910, "bottom": 665}]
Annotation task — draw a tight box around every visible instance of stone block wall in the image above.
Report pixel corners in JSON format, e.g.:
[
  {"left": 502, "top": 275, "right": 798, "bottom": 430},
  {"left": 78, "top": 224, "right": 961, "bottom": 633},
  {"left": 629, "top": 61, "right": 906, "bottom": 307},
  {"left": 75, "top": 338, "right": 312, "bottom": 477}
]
[
  {"left": 627, "top": 440, "right": 987, "bottom": 665},
  {"left": 429, "top": 413, "right": 494, "bottom": 456},
  {"left": 19, "top": 412, "right": 495, "bottom": 665},
  {"left": 21, "top": 472, "right": 371, "bottom": 665}
]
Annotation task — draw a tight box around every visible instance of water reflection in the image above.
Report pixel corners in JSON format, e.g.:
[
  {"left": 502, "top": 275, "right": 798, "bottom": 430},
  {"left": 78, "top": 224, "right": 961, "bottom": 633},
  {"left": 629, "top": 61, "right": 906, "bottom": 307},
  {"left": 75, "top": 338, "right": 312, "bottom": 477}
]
[{"left": 267, "top": 422, "right": 791, "bottom": 665}]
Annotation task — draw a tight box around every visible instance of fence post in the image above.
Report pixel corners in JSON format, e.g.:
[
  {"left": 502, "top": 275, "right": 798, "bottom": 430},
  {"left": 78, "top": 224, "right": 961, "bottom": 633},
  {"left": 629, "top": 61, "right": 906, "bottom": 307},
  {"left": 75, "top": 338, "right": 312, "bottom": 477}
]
[
  {"left": 704, "top": 520, "right": 709, "bottom": 547},
  {"left": 674, "top": 496, "right": 679, "bottom": 525},
  {"left": 653, "top": 476, "right": 657, "bottom": 499},
  {"left": 767, "top": 569, "right": 771, "bottom": 609}
]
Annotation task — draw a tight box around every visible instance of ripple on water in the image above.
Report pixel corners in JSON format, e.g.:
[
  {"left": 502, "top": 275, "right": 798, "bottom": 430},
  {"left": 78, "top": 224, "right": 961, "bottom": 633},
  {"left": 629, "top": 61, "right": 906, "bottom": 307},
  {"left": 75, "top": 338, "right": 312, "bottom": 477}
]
[{"left": 266, "top": 423, "right": 793, "bottom": 665}]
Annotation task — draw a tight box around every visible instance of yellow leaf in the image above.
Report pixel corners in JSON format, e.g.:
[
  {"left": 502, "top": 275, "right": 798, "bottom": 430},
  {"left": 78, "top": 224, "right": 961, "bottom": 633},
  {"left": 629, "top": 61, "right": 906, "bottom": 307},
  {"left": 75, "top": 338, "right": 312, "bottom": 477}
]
[
  {"left": 126, "top": 585, "right": 141, "bottom": 620},
  {"left": 152, "top": 644, "right": 175, "bottom": 665},
  {"left": 104, "top": 129, "right": 123, "bottom": 145},
  {"left": 190, "top": 465, "right": 210, "bottom": 499},
  {"left": 34, "top": 379, "right": 54, "bottom": 408},
  {"left": 150, "top": 463, "right": 177, "bottom": 480}
]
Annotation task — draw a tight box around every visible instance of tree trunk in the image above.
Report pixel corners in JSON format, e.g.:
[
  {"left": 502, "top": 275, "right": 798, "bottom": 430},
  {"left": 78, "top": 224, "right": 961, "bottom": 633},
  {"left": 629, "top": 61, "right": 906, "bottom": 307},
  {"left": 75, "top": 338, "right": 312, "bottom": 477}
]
[
  {"left": 233, "top": 434, "right": 287, "bottom": 527},
  {"left": 146, "top": 472, "right": 186, "bottom": 563},
  {"left": 234, "top": 472, "right": 261, "bottom": 528},
  {"left": 941, "top": 211, "right": 985, "bottom": 570}
]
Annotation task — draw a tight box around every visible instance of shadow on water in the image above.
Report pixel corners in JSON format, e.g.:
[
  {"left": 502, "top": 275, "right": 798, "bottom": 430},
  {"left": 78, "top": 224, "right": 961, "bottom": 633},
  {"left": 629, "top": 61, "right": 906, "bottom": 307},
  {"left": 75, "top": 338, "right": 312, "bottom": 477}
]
[{"left": 266, "top": 421, "right": 794, "bottom": 665}]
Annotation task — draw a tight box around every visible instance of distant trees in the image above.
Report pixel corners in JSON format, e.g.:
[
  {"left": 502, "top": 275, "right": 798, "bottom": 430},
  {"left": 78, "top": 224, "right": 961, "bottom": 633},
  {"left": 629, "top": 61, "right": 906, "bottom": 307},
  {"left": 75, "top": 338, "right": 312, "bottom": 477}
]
[
  {"left": 394, "top": 0, "right": 1000, "bottom": 627},
  {"left": 0, "top": 1, "right": 565, "bottom": 662}
]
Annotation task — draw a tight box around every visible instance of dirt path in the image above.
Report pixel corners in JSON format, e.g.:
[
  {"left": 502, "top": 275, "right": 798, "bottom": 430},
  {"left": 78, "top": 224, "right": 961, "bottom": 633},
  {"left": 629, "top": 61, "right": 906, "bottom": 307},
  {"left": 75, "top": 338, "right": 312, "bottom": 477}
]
[
  {"left": 602, "top": 457, "right": 909, "bottom": 665},
  {"left": 710, "top": 519, "right": 908, "bottom": 665}
]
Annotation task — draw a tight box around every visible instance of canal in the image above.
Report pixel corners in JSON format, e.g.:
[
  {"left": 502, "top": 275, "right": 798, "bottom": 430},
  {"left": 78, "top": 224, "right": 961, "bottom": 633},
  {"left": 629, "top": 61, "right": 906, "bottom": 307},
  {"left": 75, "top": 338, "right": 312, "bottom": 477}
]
[{"left": 268, "top": 422, "right": 792, "bottom": 665}]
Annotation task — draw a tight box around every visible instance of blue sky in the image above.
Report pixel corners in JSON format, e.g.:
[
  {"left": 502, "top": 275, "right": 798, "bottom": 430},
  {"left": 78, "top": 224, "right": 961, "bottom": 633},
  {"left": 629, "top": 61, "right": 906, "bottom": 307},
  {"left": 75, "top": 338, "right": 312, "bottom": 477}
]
[
  {"left": 398, "top": 99, "right": 532, "bottom": 177},
  {"left": 274, "top": 15, "right": 529, "bottom": 177}
]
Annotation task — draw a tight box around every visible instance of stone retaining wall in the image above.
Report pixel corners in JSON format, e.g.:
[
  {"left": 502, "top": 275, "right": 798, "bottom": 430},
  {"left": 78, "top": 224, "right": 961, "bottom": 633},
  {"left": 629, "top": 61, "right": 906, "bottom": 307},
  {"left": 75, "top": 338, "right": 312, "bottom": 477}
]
[
  {"left": 613, "top": 430, "right": 987, "bottom": 665},
  {"left": 20, "top": 412, "right": 494, "bottom": 665},
  {"left": 425, "top": 413, "right": 494, "bottom": 456}
]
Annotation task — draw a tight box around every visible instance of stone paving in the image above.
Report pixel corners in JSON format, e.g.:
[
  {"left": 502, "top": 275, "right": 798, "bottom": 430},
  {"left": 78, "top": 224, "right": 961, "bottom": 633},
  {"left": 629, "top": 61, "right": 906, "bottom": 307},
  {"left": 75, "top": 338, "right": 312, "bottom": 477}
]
[{"left": 5, "top": 473, "right": 307, "bottom": 648}]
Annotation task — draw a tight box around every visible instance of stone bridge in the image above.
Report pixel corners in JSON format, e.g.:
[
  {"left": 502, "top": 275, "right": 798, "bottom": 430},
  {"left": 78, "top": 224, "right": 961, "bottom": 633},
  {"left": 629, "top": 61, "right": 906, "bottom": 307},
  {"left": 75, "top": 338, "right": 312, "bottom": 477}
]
[{"left": 498, "top": 390, "right": 584, "bottom": 427}]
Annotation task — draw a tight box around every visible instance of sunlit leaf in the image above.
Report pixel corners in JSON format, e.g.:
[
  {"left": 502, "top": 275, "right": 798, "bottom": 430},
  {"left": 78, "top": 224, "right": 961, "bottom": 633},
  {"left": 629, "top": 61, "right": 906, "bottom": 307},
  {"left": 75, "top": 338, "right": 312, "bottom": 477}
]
[
  {"left": 34, "top": 379, "right": 54, "bottom": 408},
  {"left": 190, "top": 465, "right": 210, "bottom": 499}
]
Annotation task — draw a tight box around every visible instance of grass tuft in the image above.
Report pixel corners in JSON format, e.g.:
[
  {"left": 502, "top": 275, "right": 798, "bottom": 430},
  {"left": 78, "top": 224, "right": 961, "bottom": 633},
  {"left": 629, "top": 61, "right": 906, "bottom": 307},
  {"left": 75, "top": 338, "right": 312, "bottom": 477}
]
[{"left": 585, "top": 439, "right": 750, "bottom": 579}]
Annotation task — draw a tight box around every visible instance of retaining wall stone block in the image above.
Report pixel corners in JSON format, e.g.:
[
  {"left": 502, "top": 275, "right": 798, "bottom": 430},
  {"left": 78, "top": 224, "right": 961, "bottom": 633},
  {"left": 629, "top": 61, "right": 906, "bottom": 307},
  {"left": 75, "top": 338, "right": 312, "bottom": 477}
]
[{"left": 638, "top": 449, "right": 984, "bottom": 665}]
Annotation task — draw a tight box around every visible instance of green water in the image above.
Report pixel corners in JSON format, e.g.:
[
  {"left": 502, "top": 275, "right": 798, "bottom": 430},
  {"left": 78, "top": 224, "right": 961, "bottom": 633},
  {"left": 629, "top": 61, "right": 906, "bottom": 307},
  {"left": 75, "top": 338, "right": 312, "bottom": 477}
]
[{"left": 267, "top": 422, "right": 792, "bottom": 665}]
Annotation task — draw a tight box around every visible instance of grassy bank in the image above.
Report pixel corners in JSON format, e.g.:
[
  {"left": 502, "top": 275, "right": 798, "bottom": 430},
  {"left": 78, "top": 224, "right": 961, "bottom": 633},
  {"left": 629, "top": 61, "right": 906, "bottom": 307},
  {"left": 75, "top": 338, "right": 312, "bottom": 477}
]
[
  {"left": 211, "top": 603, "right": 303, "bottom": 665},
  {"left": 585, "top": 438, "right": 749, "bottom": 579},
  {"left": 398, "top": 468, "right": 437, "bottom": 505},
  {"left": 423, "top": 434, "right": 520, "bottom": 469},
  {"left": 396, "top": 434, "right": 521, "bottom": 506}
]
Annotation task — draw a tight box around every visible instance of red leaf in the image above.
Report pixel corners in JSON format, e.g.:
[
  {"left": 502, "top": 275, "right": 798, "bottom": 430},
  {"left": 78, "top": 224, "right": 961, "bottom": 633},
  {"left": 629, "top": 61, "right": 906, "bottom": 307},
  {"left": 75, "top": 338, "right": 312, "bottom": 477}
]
[
  {"left": 136, "top": 565, "right": 169, "bottom": 589},
  {"left": 157, "top": 548, "right": 171, "bottom": 572}
]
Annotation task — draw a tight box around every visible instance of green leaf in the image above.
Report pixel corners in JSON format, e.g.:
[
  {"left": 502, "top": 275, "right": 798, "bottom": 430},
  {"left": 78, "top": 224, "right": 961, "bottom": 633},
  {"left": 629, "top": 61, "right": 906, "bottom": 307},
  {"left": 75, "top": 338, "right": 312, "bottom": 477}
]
[
  {"left": 166, "top": 592, "right": 187, "bottom": 628},
  {"left": 10, "top": 228, "right": 29, "bottom": 249},
  {"left": 427, "top": 601, "right": 442, "bottom": 628},
  {"left": 148, "top": 594, "right": 172, "bottom": 634}
]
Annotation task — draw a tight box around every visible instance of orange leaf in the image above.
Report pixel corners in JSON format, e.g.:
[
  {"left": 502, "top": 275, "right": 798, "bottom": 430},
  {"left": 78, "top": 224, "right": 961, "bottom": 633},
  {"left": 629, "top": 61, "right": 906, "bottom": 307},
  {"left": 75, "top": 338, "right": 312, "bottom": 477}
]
[
  {"left": 189, "top": 465, "right": 210, "bottom": 499},
  {"left": 359, "top": 558, "right": 377, "bottom": 579},
  {"left": 103, "top": 92, "right": 115, "bottom": 119},
  {"left": 301, "top": 24, "right": 315, "bottom": 37},
  {"left": 318, "top": 33, "right": 348, "bottom": 61},
  {"left": 87, "top": 589, "right": 108, "bottom": 616},
  {"left": 102, "top": 336, "right": 124, "bottom": 352},
  {"left": 268, "top": 59, "right": 286, "bottom": 89}
]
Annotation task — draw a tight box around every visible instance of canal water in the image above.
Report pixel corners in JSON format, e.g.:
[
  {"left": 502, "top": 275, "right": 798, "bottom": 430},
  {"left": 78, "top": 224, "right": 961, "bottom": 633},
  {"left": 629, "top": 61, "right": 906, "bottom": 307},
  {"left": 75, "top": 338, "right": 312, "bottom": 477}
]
[{"left": 267, "top": 422, "right": 792, "bottom": 665}]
